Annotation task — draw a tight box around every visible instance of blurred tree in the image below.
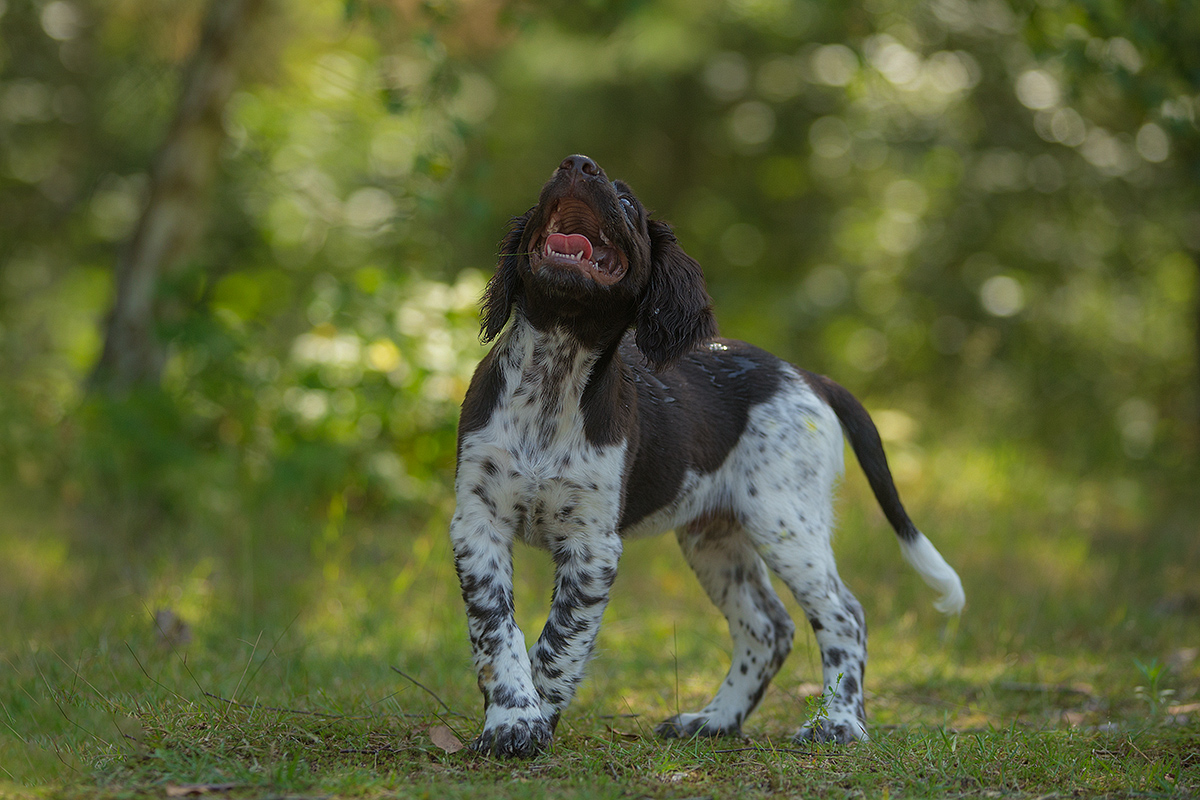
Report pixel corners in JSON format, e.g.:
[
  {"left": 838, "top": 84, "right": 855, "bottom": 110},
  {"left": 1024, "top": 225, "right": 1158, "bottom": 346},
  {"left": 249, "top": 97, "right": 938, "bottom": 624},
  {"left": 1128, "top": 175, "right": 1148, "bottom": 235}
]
[
  {"left": 0, "top": 0, "right": 500, "bottom": 516},
  {"left": 1, "top": 0, "right": 1195, "bottom": 526},
  {"left": 449, "top": 0, "right": 1198, "bottom": 473},
  {"left": 91, "top": 0, "right": 271, "bottom": 392},
  {"left": 1021, "top": 0, "right": 1200, "bottom": 424}
]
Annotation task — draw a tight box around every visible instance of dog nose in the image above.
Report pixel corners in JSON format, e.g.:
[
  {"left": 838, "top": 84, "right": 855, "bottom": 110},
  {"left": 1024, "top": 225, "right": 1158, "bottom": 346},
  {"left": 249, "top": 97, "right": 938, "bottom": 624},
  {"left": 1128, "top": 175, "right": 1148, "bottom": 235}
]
[{"left": 559, "top": 154, "right": 601, "bottom": 177}]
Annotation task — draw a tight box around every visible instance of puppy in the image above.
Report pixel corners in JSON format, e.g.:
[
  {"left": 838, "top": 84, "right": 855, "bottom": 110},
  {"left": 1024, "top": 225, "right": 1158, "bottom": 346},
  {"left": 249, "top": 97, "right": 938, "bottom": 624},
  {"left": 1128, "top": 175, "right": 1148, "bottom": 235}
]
[{"left": 449, "top": 155, "right": 964, "bottom": 758}]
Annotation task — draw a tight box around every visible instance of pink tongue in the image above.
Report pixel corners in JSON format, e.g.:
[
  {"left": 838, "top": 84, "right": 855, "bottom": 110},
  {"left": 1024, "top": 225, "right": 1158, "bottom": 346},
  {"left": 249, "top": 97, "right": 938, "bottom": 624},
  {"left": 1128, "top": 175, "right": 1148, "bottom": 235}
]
[{"left": 546, "top": 233, "right": 593, "bottom": 261}]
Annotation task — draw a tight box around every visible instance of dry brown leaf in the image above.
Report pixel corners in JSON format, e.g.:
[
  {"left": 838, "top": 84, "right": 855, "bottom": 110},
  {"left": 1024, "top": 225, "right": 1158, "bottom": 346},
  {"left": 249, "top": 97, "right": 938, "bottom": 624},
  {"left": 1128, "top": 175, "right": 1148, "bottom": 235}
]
[
  {"left": 604, "top": 724, "right": 639, "bottom": 741},
  {"left": 154, "top": 608, "right": 193, "bottom": 648},
  {"left": 429, "top": 724, "right": 464, "bottom": 753}
]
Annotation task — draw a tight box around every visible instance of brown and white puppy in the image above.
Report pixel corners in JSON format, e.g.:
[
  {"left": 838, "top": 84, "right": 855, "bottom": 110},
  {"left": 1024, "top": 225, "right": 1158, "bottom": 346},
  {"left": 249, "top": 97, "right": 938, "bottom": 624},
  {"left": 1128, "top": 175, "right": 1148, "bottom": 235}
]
[{"left": 449, "top": 155, "right": 964, "bottom": 758}]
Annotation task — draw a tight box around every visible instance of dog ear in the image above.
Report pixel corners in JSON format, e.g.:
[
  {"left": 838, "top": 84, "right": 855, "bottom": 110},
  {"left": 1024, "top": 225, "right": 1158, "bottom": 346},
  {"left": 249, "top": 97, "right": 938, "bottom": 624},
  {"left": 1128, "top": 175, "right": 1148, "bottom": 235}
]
[
  {"left": 635, "top": 220, "right": 718, "bottom": 371},
  {"left": 480, "top": 211, "right": 531, "bottom": 343}
]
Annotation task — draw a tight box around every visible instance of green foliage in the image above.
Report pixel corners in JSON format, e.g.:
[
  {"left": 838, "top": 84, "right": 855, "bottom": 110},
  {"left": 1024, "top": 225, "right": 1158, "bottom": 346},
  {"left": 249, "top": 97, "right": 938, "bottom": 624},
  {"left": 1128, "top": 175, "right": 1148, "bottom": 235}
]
[
  {"left": 2, "top": 0, "right": 1197, "bottom": 513},
  {"left": 1, "top": 0, "right": 1200, "bottom": 795},
  {"left": 1133, "top": 657, "right": 1175, "bottom": 720},
  {"left": 452, "top": 0, "right": 1199, "bottom": 472},
  {"left": 0, "top": 0, "right": 498, "bottom": 522}
]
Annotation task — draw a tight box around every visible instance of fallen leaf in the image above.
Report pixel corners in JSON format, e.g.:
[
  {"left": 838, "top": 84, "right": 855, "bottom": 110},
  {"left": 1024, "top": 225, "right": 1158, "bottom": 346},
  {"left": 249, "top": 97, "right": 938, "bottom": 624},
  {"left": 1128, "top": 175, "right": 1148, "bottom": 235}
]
[
  {"left": 429, "top": 724, "right": 464, "bottom": 754},
  {"left": 604, "top": 724, "right": 639, "bottom": 741},
  {"left": 154, "top": 608, "right": 192, "bottom": 648}
]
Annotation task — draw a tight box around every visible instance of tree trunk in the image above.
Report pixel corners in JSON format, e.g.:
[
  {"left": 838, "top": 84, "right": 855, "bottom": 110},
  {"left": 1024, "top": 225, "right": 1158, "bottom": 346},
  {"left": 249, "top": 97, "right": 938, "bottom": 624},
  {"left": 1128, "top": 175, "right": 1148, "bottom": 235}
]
[{"left": 90, "top": 0, "right": 267, "bottom": 393}]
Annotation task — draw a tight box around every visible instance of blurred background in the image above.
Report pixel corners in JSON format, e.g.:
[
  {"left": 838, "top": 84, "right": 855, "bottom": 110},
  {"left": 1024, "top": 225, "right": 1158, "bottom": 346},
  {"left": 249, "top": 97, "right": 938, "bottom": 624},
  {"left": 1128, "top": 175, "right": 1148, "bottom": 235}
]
[{"left": 2, "top": 0, "right": 1199, "bottom": 777}]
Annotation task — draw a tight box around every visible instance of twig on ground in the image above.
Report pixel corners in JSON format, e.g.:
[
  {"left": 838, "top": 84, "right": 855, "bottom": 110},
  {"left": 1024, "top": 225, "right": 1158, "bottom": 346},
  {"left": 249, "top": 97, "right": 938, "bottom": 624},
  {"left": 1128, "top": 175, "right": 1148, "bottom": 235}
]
[
  {"left": 711, "top": 745, "right": 844, "bottom": 757},
  {"left": 202, "top": 690, "right": 446, "bottom": 721},
  {"left": 203, "top": 691, "right": 366, "bottom": 719},
  {"left": 995, "top": 681, "right": 1096, "bottom": 697},
  {"left": 391, "top": 666, "right": 452, "bottom": 713}
]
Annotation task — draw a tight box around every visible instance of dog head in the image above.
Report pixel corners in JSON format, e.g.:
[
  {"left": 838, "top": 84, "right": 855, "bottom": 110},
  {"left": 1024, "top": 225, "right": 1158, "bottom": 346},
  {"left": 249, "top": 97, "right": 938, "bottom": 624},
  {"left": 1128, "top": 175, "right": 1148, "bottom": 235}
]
[{"left": 481, "top": 155, "right": 717, "bottom": 372}]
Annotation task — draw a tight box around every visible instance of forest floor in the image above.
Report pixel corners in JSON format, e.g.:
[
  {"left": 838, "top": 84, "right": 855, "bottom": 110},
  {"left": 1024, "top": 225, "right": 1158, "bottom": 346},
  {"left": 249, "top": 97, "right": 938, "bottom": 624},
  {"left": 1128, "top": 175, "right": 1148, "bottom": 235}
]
[{"left": 2, "top": 442, "right": 1198, "bottom": 799}]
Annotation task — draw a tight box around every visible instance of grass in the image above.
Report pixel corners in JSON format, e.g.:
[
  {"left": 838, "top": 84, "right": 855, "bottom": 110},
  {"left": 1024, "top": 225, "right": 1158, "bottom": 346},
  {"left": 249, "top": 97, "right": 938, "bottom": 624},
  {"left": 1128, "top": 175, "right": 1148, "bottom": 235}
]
[{"left": 1, "top": 437, "right": 1198, "bottom": 799}]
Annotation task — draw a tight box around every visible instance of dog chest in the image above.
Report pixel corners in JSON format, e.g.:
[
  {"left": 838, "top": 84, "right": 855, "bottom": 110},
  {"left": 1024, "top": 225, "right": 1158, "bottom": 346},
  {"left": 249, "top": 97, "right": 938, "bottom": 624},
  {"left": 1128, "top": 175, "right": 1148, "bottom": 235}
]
[{"left": 456, "top": 399, "right": 627, "bottom": 550}]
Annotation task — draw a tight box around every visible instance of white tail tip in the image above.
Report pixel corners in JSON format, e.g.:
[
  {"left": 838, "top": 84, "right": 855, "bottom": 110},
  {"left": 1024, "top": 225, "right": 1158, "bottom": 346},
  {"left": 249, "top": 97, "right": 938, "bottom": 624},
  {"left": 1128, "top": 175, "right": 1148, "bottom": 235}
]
[{"left": 900, "top": 533, "right": 965, "bottom": 615}]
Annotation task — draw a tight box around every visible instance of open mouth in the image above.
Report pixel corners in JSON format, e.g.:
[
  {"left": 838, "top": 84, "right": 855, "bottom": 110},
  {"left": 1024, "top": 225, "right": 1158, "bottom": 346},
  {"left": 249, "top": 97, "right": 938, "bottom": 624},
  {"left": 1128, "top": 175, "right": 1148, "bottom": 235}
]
[{"left": 531, "top": 198, "right": 628, "bottom": 286}]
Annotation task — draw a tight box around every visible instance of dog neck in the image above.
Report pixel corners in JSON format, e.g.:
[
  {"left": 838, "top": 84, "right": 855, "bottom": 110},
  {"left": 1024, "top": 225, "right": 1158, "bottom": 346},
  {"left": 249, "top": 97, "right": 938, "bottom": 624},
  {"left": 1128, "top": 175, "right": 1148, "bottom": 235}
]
[
  {"left": 459, "top": 302, "right": 638, "bottom": 451},
  {"left": 493, "top": 309, "right": 634, "bottom": 449},
  {"left": 496, "top": 313, "right": 600, "bottom": 408}
]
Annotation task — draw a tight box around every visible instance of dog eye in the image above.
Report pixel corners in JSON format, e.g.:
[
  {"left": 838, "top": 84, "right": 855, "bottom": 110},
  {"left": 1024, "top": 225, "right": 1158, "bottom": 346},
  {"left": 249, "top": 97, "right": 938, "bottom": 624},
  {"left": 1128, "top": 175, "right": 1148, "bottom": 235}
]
[{"left": 619, "top": 196, "right": 635, "bottom": 217}]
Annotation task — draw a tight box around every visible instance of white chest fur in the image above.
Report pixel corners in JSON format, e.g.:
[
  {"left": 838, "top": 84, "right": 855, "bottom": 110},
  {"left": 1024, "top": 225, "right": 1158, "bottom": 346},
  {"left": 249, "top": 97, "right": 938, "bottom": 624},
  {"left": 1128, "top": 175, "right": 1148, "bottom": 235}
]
[{"left": 456, "top": 325, "right": 628, "bottom": 550}]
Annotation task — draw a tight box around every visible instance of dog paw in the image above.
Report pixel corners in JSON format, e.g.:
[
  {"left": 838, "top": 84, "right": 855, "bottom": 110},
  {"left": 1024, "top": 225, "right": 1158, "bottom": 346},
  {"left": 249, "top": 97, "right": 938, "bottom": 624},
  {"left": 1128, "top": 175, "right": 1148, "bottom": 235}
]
[
  {"left": 470, "top": 717, "right": 553, "bottom": 759},
  {"left": 655, "top": 713, "right": 741, "bottom": 739},
  {"left": 793, "top": 717, "right": 867, "bottom": 745}
]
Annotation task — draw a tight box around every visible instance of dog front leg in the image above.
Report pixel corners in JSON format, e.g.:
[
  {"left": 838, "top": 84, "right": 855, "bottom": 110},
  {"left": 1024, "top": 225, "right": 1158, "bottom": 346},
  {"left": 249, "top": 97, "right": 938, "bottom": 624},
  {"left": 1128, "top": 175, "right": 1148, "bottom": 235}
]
[
  {"left": 449, "top": 510, "right": 551, "bottom": 758},
  {"left": 528, "top": 527, "right": 622, "bottom": 727}
]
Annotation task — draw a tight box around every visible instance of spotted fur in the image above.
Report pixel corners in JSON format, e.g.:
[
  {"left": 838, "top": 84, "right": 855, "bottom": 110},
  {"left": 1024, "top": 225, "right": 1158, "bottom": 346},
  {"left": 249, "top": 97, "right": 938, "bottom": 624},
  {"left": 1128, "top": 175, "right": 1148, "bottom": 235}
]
[{"left": 449, "top": 155, "right": 965, "bottom": 758}]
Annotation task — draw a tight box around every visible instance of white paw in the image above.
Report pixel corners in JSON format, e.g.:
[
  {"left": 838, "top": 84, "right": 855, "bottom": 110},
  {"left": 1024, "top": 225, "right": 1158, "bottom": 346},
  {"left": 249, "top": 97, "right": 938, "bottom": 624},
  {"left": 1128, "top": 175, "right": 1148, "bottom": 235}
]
[{"left": 794, "top": 715, "right": 868, "bottom": 744}]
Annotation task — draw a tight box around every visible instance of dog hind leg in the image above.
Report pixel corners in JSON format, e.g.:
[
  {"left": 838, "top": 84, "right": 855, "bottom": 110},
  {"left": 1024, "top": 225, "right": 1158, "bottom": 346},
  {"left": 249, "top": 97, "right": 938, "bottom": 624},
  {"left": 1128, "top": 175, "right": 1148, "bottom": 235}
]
[
  {"left": 733, "top": 391, "right": 870, "bottom": 744},
  {"left": 656, "top": 516, "right": 795, "bottom": 739},
  {"left": 745, "top": 516, "right": 869, "bottom": 744}
]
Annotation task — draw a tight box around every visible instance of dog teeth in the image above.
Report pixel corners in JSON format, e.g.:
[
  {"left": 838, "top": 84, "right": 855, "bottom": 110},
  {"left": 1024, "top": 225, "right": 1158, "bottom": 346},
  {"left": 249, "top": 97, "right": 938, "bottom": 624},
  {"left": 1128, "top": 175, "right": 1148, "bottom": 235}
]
[{"left": 545, "top": 246, "right": 586, "bottom": 262}]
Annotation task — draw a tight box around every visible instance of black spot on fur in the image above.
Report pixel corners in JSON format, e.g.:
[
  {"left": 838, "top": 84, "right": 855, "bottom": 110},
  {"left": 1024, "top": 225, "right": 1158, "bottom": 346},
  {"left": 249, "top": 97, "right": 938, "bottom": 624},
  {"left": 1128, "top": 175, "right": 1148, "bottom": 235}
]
[{"left": 824, "top": 648, "right": 845, "bottom": 669}]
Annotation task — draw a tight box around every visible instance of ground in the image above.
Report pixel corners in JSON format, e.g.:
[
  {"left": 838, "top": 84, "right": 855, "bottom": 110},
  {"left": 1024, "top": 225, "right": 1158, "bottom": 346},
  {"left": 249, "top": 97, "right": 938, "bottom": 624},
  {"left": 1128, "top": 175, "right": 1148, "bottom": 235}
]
[{"left": 1, "top": 441, "right": 1198, "bottom": 798}]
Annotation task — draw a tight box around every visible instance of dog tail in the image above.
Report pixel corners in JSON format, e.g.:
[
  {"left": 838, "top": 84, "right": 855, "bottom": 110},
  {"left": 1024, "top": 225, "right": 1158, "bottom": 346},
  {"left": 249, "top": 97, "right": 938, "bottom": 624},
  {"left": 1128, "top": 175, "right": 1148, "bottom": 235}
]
[{"left": 808, "top": 373, "right": 965, "bottom": 615}]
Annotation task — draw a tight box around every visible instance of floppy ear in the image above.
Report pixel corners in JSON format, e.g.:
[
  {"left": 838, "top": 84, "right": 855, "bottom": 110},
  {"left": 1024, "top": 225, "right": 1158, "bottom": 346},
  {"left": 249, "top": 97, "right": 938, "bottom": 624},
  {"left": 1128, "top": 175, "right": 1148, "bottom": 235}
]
[
  {"left": 635, "top": 220, "right": 718, "bottom": 371},
  {"left": 480, "top": 211, "right": 531, "bottom": 342}
]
